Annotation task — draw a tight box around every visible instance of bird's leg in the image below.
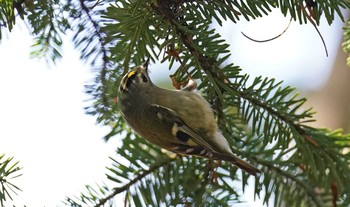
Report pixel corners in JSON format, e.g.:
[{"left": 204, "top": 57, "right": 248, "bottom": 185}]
[
  {"left": 181, "top": 77, "right": 197, "bottom": 91},
  {"left": 170, "top": 73, "right": 197, "bottom": 91},
  {"left": 161, "top": 148, "right": 178, "bottom": 159}
]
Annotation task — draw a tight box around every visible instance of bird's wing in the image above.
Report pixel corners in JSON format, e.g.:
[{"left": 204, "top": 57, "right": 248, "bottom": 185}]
[
  {"left": 151, "top": 104, "right": 216, "bottom": 152},
  {"left": 151, "top": 104, "right": 261, "bottom": 176}
]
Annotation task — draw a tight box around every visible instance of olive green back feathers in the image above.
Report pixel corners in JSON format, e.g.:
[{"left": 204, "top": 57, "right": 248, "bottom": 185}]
[{"left": 118, "top": 61, "right": 260, "bottom": 176}]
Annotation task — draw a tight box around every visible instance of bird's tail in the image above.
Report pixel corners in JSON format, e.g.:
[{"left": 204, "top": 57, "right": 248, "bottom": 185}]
[
  {"left": 231, "top": 156, "right": 261, "bottom": 176},
  {"left": 171, "top": 144, "right": 261, "bottom": 176},
  {"left": 213, "top": 152, "right": 261, "bottom": 176}
]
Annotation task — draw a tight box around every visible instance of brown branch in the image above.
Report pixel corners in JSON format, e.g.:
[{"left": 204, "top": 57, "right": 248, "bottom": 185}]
[{"left": 331, "top": 181, "right": 338, "bottom": 207}]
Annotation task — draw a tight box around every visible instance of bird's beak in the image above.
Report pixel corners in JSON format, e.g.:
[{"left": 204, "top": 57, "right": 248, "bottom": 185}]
[{"left": 143, "top": 58, "right": 150, "bottom": 70}]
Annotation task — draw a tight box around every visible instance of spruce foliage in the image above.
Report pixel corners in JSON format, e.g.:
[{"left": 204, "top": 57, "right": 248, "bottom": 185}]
[
  {"left": 0, "top": 154, "right": 22, "bottom": 206},
  {"left": 1, "top": 0, "right": 350, "bottom": 206}
]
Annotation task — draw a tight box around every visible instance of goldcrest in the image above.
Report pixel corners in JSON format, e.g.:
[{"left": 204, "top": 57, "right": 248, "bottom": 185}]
[{"left": 118, "top": 60, "right": 260, "bottom": 176}]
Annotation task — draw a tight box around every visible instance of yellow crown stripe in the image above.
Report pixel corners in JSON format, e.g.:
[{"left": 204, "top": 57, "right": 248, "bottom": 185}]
[{"left": 127, "top": 70, "right": 137, "bottom": 78}]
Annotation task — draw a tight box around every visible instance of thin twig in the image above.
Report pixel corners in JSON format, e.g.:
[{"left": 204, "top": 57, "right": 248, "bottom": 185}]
[
  {"left": 299, "top": 1, "right": 328, "bottom": 57},
  {"left": 241, "top": 18, "right": 292, "bottom": 43}
]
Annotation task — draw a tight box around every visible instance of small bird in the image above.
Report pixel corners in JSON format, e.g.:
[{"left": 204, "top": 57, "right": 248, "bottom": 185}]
[{"left": 118, "top": 59, "right": 260, "bottom": 176}]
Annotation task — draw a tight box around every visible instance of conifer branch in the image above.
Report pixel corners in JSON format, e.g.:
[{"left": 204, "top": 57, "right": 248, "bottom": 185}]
[
  {"left": 260, "top": 160, "right": 323, "bottom": 206},
  {"left": 238, "top": 89, "right": 318, "bottom": 146},
  {"left": 78, "top": 0, "right": 109, "bottom": 106},
  {"left": 94, "top": 158, "right": 174, "bottom": 207}
]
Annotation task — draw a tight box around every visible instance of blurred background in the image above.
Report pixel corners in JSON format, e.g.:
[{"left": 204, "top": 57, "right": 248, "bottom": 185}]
[{"left": 0, "top": 8, "right": 349, "bottom": 206}]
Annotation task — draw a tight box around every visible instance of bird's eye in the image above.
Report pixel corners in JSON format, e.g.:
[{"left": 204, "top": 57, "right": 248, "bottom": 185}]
[
  {"left": 120, "top": 71, "right": 137, "bottom": 92},
  {"left": 125, "top": 73, "right": 137, "bottom": 89},
  {"left": 141, "top": 74, "right": 148, "bottom": 83}
]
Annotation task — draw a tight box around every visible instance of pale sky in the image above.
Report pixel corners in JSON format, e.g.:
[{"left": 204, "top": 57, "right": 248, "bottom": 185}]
[
  {"left": 0, "top": 27, "right": 119, "bottom": 206},
  {"left": 0, "top": 8, "right": 347, "bottom": 207}
]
